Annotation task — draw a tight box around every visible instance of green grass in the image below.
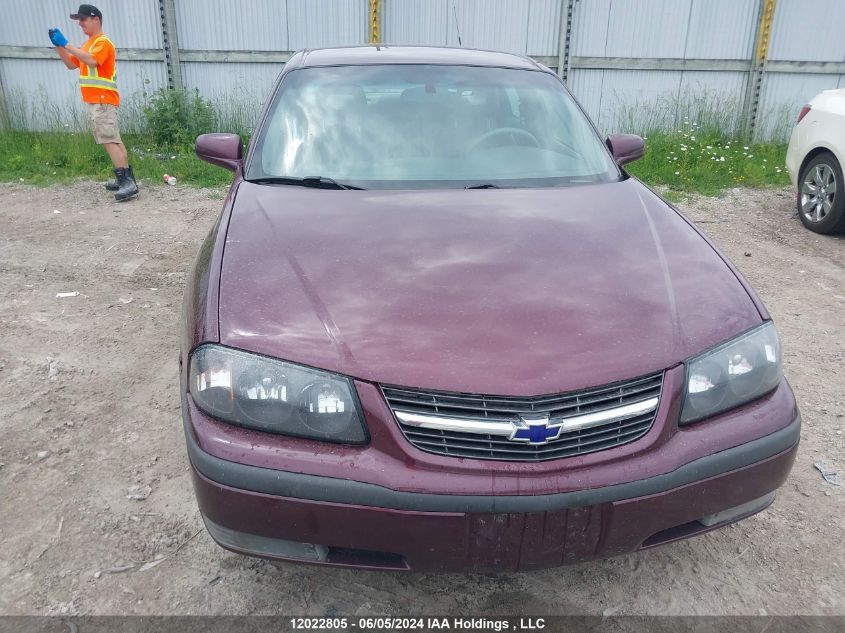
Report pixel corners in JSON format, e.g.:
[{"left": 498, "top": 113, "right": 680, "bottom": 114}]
[
  {"left": 0, "top": 130, "right": 234, "bottom": 187},
  {"left": 1, "top": 84, "right": 794, "bottom": 194},
  {"left": 612, "top": 88, "right": 791, "bottom": 196},
  {"left": 0, "top": 85, "right": 250, "bottom": 188},
  {"left": 0, "top": 126, "right": 790, "bottom": 195},
  {"left": 626, "top": 126, "right": 790, "bottom": 197}
]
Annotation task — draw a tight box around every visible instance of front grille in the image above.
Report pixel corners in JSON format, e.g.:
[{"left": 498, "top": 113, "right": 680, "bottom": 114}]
[{"left": 382, "top": 372, "right": 663, "bottom": 462}]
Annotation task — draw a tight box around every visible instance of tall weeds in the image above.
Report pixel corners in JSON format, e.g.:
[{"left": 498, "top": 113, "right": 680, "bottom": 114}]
[{"left": 0, "top": 86, "right": 794, "bottom": 192}]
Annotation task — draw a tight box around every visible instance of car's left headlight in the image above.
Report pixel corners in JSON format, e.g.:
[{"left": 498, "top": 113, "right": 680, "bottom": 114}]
[
  {"left": 188, "top": 344, "right": 368, "bottom": 444},
  {"left": 680, "top": 322, "right": 782, "bottom": 424}
]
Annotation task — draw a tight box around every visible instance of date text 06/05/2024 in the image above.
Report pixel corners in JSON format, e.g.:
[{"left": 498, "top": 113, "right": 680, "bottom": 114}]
[{"left": 289, "top": 617, "right": 546, "bottom": 630}]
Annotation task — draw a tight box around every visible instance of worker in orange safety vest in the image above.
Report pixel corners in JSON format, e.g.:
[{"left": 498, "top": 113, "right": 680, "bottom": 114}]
[{"left": 50, "top": 4, "right": 138, "bottom": 201}]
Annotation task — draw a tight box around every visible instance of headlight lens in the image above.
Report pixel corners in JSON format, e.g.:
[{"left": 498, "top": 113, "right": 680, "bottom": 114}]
[
  {"left": 188, "top": 345, "right": 367, "bottom": 444},
  {"left": 680, "top": 322, "right": 782, "bottom": 424}
]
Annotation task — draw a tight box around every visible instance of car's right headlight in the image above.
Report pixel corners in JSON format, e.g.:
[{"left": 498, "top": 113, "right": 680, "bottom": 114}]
[
  {"left": 680, "top": 322, "right": 782, "bottom": 424},
  {"left": 188, "top": 344, "right": 368, "bottom": 444}
]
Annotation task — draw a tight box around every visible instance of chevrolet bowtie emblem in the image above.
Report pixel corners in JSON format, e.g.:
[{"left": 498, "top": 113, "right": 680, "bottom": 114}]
[{"left": 509, "top": 414, "right": 560, "bottom": 445}]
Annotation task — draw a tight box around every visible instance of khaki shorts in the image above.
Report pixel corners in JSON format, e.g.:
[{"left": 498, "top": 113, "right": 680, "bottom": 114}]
[{"left": 87, "top": 103, "right": 122, "bottom": 145}]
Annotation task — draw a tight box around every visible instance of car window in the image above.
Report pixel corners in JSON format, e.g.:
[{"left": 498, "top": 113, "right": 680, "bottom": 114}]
[{"left": 248, "top": 64, "right": 621, "bottom": 189}]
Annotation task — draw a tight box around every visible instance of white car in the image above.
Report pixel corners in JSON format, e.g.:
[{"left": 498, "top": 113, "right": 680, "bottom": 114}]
[{"left": 785, "top": 88, "right": 845, "bottom": 234}]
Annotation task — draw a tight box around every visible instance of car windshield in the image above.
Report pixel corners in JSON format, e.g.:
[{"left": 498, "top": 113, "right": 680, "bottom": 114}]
[{"left": 247, "top": 64, "right": 621, "bottom": 189}]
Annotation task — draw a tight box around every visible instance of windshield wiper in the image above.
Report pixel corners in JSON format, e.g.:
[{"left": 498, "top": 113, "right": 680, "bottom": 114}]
[
  {"left": 248, "top": 176, "right": 364, "bottom": 190},
  {"left": 464, "top": 183, "right": 500, "bottom": 189}
]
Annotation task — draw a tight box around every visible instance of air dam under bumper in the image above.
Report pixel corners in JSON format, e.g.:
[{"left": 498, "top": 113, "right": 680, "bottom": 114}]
[{"left": 186, "top": 415, "right": 800, "bottom": 572}]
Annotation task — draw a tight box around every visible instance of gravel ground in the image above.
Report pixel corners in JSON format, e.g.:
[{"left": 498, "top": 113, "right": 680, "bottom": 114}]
[{"left": 0, "top": 181, "right": 842, "bottom": 616}]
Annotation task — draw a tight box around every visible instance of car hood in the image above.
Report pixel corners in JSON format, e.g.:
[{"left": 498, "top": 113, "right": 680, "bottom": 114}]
[{"left": 219, "top": 179, "right": 761, "bottom": 395}]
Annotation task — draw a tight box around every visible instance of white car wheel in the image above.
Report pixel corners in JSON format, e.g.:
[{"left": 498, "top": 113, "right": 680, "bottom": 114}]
[{"left": 799, "top": 152, "right": 845, "bottom": 234}]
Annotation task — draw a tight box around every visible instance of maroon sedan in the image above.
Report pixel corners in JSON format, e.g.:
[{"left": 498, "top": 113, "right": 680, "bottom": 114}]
[{"left": 181, "top": 46, "right": 799, "bottom": 572}]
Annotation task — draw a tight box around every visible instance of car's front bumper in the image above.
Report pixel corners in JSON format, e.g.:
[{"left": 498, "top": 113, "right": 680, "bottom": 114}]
[
  {"left": 188, "top": 432, "right": 797, "bottom": 572},
  {"left": 182, "top": 368, "right": 800, "bottom": 572}
]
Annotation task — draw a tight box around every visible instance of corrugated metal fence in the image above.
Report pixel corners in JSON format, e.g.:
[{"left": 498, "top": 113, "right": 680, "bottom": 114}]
[{"left": 1, "top": 0, "right": 843, "bottom": 140}]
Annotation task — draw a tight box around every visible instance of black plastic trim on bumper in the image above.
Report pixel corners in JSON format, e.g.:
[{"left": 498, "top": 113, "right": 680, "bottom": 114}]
[{"left": 183, "top": 396, "right": 800, "bottom": 514}]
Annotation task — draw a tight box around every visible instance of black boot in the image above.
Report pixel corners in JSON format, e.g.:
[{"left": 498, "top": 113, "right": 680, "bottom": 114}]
[
  {"left": 114, "top": 166, "right": 139, "bottom": 202},
  {"left": 106, "top": 165, "right": 134, "bottom": 192},
  {"left": 107, "top": 167, "right": 123, "bottom": 191}
]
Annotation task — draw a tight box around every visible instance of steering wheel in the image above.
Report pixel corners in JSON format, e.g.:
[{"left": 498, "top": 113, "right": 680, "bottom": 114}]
[{"left": 466, "top": 127, "right": 540, "bottom": 153}]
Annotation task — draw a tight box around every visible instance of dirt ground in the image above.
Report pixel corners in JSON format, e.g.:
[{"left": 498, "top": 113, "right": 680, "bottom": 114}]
[{"left": 0, "top": 180, "right": 842, "bottom": 617}]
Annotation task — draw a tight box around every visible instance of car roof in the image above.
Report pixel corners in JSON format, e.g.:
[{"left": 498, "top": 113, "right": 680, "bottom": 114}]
[{"left": 297, "top": 45, "right": 544, "bottom": 71}]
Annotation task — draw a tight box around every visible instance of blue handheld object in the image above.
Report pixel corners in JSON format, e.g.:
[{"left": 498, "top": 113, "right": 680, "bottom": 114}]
[{"left": 50, "top": 28, "right": 68, "bottom": 47}]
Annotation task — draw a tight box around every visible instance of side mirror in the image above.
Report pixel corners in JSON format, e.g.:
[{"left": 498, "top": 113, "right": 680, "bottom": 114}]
[
  {"left": 195, "top": 133, "right": 243, "bottom": 172},
  {"left": 606, "top": 134, "right": 645, "bottom": 167}
]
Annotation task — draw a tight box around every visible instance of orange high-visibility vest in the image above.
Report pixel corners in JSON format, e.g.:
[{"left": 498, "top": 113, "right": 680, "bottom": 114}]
[{"left": 73, "top": 33, "right": 120, "bottom": 107}]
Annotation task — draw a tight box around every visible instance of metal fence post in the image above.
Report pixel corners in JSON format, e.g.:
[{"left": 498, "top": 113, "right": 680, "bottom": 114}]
[
  {"left": 159, "top": 0, "right": 184, "bottom": 90},
  {"left": 369, "top": 0, "right": 382, "bottom": 44},
  {"left": 744, "top": 0, "right": 778, "bottom": 141},
  {"left": 557, "top": 0, "right": 576, "bottom": 82},
  {"left": 0, "top": 62, "right": 10, "bottom": 129}
]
